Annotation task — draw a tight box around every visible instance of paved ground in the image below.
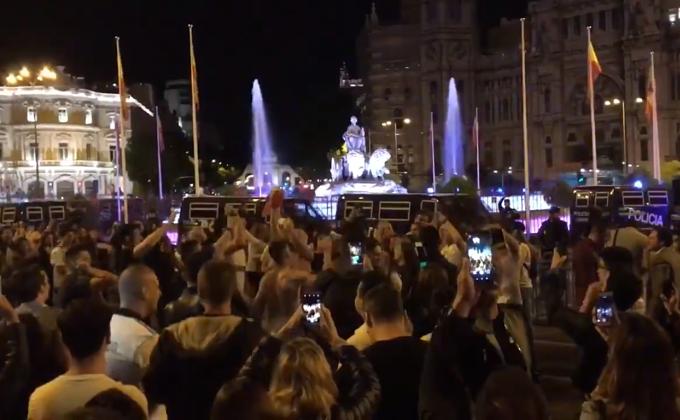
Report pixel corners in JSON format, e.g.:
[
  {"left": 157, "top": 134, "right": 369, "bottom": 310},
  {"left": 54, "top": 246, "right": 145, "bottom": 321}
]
[{"left": 534, "top": 325, "right": 584, "bottom": 420}]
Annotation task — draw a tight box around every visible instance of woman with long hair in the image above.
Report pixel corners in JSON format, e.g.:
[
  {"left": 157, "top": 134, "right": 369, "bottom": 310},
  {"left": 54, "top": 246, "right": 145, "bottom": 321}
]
[
  {"left": 269, "top": 337, "right": 339, "bottom": 419},
  {"left": 580, "top": 313, "right": 680, "bottom": 420}
]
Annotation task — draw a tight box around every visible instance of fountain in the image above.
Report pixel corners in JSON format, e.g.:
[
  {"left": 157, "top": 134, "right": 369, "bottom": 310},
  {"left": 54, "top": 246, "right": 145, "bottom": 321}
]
[
  {"left": 444, "top": 77, "right": 464, "bottom": 181},
  {"left": 251, "top": 79, "right": 277, "bottom": 195}
]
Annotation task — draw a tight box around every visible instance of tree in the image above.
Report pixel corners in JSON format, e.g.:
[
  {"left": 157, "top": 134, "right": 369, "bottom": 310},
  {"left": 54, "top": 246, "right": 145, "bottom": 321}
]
[{"left": 126, "top": 106, "right": 193, "bottom": 197}]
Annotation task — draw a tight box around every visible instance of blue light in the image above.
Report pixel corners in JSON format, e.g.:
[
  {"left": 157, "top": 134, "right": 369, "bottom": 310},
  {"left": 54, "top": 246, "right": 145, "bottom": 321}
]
[
  {"left": 426, "top": 187, "right": 434, "bottom": 194},
  {"left": 496, "top": 187, "right": 504, "bottom": 194},
  {"left": 633, "top": 180, "right": 643, "bottom": 189}
]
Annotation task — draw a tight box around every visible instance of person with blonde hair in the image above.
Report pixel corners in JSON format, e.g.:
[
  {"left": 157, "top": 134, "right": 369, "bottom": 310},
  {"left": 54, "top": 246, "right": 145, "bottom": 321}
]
[{"left": 269, "top": 337, "right": 339, "bottom": 419}]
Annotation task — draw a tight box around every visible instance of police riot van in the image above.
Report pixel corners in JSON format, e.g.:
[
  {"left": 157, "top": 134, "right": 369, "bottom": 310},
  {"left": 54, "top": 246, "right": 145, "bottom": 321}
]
[
  {"left": 570, "top": 186, "right": 670, "bottom": 238},
  {"left": 335, "top": 193, "right": 489, "bottom": 234},
  {"left": 178, "top": 195, "right": 324, "bottom": 241}
]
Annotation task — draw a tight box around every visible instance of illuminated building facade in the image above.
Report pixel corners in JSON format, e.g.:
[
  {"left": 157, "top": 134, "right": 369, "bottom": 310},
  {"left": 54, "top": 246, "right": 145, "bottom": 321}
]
[{"left": 0, "top": 66, "right": 150, "bottom": 199}]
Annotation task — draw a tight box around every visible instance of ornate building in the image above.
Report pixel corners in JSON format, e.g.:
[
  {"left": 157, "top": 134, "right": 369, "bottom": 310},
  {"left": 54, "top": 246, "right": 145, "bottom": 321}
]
[
  {"left": 0, "top": 66, "right": 151, "bottom": 199},
  {"left": 354, "top": 0, "right": 680, "bottom": 188}
]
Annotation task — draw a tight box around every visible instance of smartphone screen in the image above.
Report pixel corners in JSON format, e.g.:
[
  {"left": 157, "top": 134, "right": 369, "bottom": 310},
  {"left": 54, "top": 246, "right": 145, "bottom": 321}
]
[
  {"left": 594, "top": 292, "right": 615, "bottom": 326},
  {"left": 349, "top": 242, "right": 364, "bottom": 266},
  {"left": 302, "top": 293, "right": 322, "bottom": 325},
  {"left": 467, "top": 232, "right": 493, "bottom": 283},
  {"left": 415, "top": 241, "right": 428, "bottom": 269}
]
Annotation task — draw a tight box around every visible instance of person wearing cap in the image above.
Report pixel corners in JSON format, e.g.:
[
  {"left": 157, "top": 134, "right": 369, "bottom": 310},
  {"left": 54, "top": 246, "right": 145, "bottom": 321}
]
[{"left": 537, "top": 206, "right": 569, "bottom": 253}]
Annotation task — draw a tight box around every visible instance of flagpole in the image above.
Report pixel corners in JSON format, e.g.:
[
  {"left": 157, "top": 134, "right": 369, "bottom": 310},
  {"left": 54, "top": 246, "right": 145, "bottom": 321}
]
[
  {"left": 189, "top": 24, "right": 201, "bottom": 196},
  {"left": 115, "top": 122, "right": 121, "bottom": 223},
  {"left": 521, "top": 18, "right": 531, "bottom": 230},
  {"left": 587, "top": 27, "right": 598, "bottom": 186},
  {"left": 115, "top": 36, "right": 129, "bottom": 223},
  {"left": 650, "top": 51, "right": 661, "bottom": 182},
  {"left": 430, "top": 111, "right": 436, "bottom": 193},
  {"left": 474, "top": 107, "right": 480, "bottom": 191},
  {"left": 156, "top": 106, "right": 164, "bottom": 200}
]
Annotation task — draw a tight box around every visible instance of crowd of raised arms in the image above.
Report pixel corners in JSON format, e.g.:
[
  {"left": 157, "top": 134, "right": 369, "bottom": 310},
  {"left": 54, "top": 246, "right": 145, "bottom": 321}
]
[{"left": 1, "top": 196, "right": 680, "bottom": 420}]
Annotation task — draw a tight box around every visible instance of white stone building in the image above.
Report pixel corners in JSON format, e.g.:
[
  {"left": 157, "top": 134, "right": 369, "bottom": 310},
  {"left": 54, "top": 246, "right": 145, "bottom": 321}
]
[{"left": 0, "top": 80, "right": 150, "bottom": 199}]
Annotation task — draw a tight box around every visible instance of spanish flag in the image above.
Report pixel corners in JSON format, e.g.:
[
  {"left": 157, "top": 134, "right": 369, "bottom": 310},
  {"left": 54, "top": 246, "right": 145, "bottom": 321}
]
[
  {"left": 645, "top": 60, "right": 656, "bottom": 123},
  {"left": 189, "top": 25, "right": 199, "bottom": 112},
  {"left": 115, "top": 37, "right": 129, "bottom": 124},
  {"left": 588, "top": 40, "right": 602, "bottom": 83}
]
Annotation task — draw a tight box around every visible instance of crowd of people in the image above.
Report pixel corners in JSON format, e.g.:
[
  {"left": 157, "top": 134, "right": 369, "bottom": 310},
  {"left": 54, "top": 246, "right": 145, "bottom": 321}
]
[{"left": 0, "top": 196, "right": 678, "bottom": 420}]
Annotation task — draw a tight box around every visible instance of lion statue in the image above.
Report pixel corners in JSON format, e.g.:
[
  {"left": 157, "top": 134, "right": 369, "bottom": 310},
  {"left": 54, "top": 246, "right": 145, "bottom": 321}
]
[{"left": 367, "top": 148, "right": 391, "bottom": 179}]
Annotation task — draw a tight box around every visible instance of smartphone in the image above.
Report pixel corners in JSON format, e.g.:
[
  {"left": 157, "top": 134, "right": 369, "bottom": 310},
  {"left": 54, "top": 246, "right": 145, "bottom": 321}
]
[
  {"left": 415, "top": 241, "right": 428, "bottom": 269},
  {"left": 466, "top": 232, "right": 493, "bottom": 283},
  {"left": 348, "top": 241, "right": 364, "bottom": 266},
  {"left": 594, "top": 292, "right": 615, "bottom": 327},
  {"left": 302, "top": 293, "right": 322, "bottom": 326}
]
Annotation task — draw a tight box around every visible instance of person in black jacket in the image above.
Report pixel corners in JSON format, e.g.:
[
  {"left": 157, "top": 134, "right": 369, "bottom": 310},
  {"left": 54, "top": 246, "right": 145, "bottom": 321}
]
[
  {"left": 0, "top": 294, "right": 29, "bottom": 420},
  {"left": 143, "top": 259, "right": 264, "bottom": 420},
  {"left": 162, "top": 242, "right": 209, "bottom": 327},
  {"left": 419, "top": 258, "right": 530, "bottom": 420}
]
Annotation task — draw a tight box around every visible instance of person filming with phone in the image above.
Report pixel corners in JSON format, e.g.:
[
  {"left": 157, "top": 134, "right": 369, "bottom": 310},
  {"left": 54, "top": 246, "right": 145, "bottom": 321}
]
[{"left": 419, "top": 227, "right": 532, "bottom": 420}]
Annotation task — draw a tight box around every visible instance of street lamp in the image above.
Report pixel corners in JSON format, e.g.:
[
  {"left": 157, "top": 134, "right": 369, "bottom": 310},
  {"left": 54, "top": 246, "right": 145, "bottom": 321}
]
[
  {"left": 381, "top": 117, "right": 411, "bottom": 171},
  {"left": 604, "top": 97, "right": 627, "bottom": 175}
]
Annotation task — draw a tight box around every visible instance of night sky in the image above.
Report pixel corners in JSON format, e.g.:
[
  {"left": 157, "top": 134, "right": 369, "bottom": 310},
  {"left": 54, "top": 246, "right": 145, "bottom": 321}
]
[{"left": 0, "top": 0, "right": 526, "bottom": 169}]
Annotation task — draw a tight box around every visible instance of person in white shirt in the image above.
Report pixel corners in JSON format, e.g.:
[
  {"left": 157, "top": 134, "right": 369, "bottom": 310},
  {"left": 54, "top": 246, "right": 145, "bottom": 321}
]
[
  {"left": 28, "top": 298, "right": 148, "bottom": 420},
  {"left": 50, "top": 229, "right": 74, "bottom": 305},
  {"left": 106, "top": 264, "right": 160, "bottom": 386}
]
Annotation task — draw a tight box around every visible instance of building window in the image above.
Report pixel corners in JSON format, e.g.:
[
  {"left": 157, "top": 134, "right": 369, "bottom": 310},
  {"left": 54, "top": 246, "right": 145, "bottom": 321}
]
[
  {"left": 573, "top": 16, "right": 581, "bottom": 36},
  {"left": 404, "top": 87, "right": 412, "bottom": 101},
  {"left": 544, "top": 88, "right": 551, "bottom": 113},
  {"left": 484, "top": 141, "right": 493, "bottom": 167},
  {"left": 427, "top": 0, "right": 437, "bottom": 23},
  {"left": 431, "top": 105, "right": 438, "bottom": 124},
  {"left": 448, "top": 0, "right": 461, "bottom": 22},
  {"left": 484, "top": 101, "right": 491, "bottom": 123},
  {"left": 599, "top": 10, "right": 607, "bottom": 30},
  {"left": 562, "top": 18, "right": 569, "bottom": 38},
  {"left": 672, "top": 71, "right": 680, "bottom": 101},
  {"left": 85, "top": 144, "right": 94, "bottom": 160},
  {"left": 85, "top": 109, "right": 93, "bottom": 125},
  {"left": 567, "top": 132, "right": 577, "bottom": 143},
  {"left": 545, "top": 148, "right": 553, "bottom": 168},
  {"left": 612, "top": 9, "right": 622, "bottom": 30},
  {"left": 58, "top": 142, "right": 69, "bottom": 160},
  {"left": 28, "top": 142, "right": 37, "bottom": 161},
  {"left": 586, "top": 13, "right": 593, "bottom": 28},
  {"left": 502, "top": 99, "right": 510, "bottom": 121},
  {"left": 109, "top": 115, "right": 116, "bottom": 130},
  {"left": 109, "top": 145, "right": 117, "bottom": 162},
  {"left": 502, "top": 139, "right": 512, "bottom": 167},
  {"left": 27, "top": 107, "right": 36, "bottom": 123},
  {"left": 384, "top": 88, "right": 392, "bottom": 101},
  {"left": 58, "top": 108, "right": 68, "bottom": 123},
  {"left": 670, "top": 8, "right": 679, "bottom": 25},
  {"left": 0, "top": 143, "right": 4, "bottom": 159}
]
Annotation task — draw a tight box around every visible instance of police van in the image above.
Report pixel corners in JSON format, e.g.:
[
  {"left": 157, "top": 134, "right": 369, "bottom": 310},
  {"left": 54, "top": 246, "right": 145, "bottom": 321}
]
[
  {"left": 335, "top": 193, "right": 489, "bottom": 234},
  {"left": 570, "top": 186, "right": 670, "bottom": 238},
  {"left": 178, "top": 195, "right": 324, "bottom": 241}
]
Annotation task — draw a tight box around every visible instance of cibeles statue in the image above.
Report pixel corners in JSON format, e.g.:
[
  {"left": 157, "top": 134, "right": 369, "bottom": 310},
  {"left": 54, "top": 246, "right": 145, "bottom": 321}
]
[
  {"left": 342, "top": 116, "right": 366, "bottom": 154},
  {"left": 318, "top": 115, "right": 406, "bottom": 196}
]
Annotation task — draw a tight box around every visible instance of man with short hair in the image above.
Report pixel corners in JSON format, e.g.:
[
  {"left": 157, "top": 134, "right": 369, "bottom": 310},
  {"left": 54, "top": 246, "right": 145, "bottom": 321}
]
[
  {"left": 144, "top": 260, "right": 264, "bottom": 420},
  {"left": 28, "top": 298, "right": 148, "bottom": 419},
  {"left": 162, "top": 242, "right": 209, "bottom": 326},
  {"left": 363, "top": 284, "right": 427, "bottom": 420},
  {"left": 60, "top": 244, "right": 118, "bottom": 307},
  {"left": 14, "top": 264, "right": 60, "bottom": 335},
  {"left": 537, "top": 206, "right": 569, "bottom": 253},
  {"left": 106, "top": 264, "right": 161, "bottom": 386}
]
